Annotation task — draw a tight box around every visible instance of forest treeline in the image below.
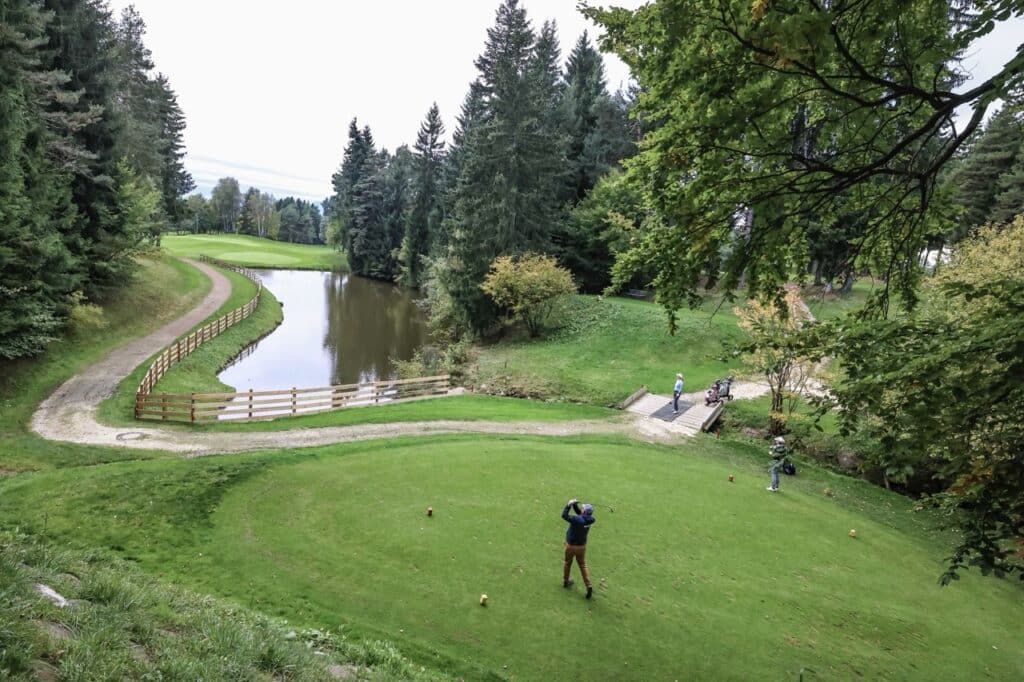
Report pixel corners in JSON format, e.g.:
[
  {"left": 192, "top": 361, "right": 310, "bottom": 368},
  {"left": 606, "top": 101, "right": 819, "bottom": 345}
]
[
  {"left": 1, "top": 0, "right": 191, "bottom": 359},
  {"left": 184, "top": 179, "right": 325, "bottom": 246},
  {"left": 325, "top": 1, "right": 638, "bottom": 334}
]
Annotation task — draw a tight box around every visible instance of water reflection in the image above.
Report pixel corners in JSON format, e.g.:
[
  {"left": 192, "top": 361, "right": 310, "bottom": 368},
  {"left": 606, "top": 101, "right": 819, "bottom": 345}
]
[{"left": 218, "top": 270, "right": 426, "bottom": 391}]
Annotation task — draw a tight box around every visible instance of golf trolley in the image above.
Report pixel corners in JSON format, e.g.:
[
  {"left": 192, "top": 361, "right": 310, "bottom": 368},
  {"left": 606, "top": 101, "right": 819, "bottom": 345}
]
[{"left": 705, "top": 376, "right": 735, "bottom": 406}]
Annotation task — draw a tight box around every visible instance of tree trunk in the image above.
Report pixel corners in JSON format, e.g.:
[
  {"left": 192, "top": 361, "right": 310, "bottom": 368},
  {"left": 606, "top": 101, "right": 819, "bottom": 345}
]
[
  {"left": 769, "top": 388, "right": 785, "bottom": 435},
  {"left": 840, "top": 271, "right": 855, "bottom": 295}
]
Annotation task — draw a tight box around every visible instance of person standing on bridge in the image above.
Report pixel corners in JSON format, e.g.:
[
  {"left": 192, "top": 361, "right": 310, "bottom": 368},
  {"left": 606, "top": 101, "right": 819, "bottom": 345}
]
[
  {"left": 672, "top": 373, "right": 685, "bottom": 413},
  {"left": 562, "top": 499, "right": 596, "bottom": 599}
]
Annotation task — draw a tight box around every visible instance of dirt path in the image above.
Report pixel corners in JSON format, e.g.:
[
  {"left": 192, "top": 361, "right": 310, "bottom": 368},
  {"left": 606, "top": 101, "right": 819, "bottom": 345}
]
[{"left": 31, "top": 258, "right": 233, "bottom": 451}]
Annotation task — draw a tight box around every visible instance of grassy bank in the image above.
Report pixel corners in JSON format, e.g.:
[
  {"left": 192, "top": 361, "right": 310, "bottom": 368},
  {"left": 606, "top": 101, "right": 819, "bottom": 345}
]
[
  {"left": 0, "top": 532, "right": 439, "bottom": 681},
  {"left": 473, "top": 295, "right": 747, "bottom": 405},
  {"left": 164, "top": 233, "right": 346, "bottom": 270},
  {"left": 2, "top": 434, "right": 1020, "bottom": 680},
  {"left": 0, "top": 256, "right": 210, "bottom": 472}
]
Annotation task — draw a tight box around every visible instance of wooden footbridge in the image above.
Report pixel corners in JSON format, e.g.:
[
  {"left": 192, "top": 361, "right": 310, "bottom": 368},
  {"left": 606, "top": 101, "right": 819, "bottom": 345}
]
[{"left": 620, "top": 387, "right": 724, "bottom": 436}]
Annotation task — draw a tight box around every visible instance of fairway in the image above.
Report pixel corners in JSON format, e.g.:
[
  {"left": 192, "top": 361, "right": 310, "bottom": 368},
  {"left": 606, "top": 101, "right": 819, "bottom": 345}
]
[
  {"left": 12, "top": 437, "right": 1008, "bottom": 680},
  {"left": 163, "top": 233, "right": 345, "bottom": 270}
]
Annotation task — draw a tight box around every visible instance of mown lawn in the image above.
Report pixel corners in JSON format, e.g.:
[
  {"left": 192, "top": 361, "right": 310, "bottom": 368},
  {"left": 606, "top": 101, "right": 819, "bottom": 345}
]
[
  {"left": 3, "top": 435, "right": 1021, "bottom": 681},
  {"left": 163, "top": 233, "right": 346, "bottom": 270}
]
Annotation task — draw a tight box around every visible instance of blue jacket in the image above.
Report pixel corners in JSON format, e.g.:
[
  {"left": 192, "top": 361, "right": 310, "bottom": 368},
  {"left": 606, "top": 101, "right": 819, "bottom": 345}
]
[{"left": 562, "top": 504, "right": 596, "bottom": 545}]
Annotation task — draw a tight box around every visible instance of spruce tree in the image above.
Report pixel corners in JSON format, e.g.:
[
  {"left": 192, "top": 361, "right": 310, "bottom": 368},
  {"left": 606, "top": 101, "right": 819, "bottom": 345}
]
[
  {"left": 402, "top": 104, "right": 445, "bottom": 287},
  {"left": 154, "top": 75, "right": 194, "bottom": 225},
  {"left": 44, "top": 0, "right": 138, "bottom": 295},
  {"left": 949, "top": 108, "right": 1023, "bottom": 238},
  {"left": 441, "top": 0, "right": 569, "bottom": 332},
  {"left": 330, "top": 119, "right": 376, "bottom": 253},
  {"left": 0, "top": 0, "right": 81, "bottom": 358},
  {"left": 992, "top": 152, "right": 1024, "bottom": 224},
  {"left": 347, "top": 152, "right": 387, "bottom": 276}
]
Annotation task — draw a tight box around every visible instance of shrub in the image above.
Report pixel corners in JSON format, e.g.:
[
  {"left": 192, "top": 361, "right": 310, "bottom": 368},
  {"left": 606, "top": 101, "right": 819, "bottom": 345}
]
[{"left": 480, "top": 254, "right": 576, "bottom": 337}]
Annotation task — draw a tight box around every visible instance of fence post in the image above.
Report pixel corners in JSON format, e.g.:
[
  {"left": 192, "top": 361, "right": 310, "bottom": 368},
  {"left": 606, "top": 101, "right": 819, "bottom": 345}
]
[
  {"left": 161, "top": 392, "right": 167, "bottom": 421},
  {"left": 248, "top": 388, "right": 253, "bottom": 420},
  {"left": 291, "top": 387, "right": 297, "bottom": 415},
  {"left": 190, "top": 394, "right": 196, "bottom": 423}
]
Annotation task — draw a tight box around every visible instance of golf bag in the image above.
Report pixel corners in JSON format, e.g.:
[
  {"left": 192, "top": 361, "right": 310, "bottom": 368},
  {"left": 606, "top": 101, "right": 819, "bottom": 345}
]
[{"left": 705, "top": 376, "right": 735, "bottom": 406}]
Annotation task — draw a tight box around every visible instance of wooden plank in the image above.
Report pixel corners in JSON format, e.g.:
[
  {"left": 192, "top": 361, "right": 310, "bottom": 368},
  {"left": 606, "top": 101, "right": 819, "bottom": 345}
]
[
  {"left": 136, "top": 409, "right": 192, "bottom": 419},
  {"left": 137, "top": 396, "right": 193, "bottom": 407},
  {"left": 190, "top": 391, "right": 370, "bottom": 409}
]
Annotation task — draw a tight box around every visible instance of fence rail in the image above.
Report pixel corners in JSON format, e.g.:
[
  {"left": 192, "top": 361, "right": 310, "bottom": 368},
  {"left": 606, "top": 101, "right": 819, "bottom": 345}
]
[
  {"left": 135, "top": 256, "right": 262, "bottom": 401},
  {"left": 135, "top": 374, "right": 451, "bottom": 423},
  {"left": 134, "top": 256, "right": 451, "bottom": 424}
]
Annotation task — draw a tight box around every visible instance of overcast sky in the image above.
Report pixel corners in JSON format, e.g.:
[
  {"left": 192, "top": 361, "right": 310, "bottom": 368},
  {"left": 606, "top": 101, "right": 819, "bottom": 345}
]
[{"left": 108, "top": 1, "right": 1022, "bottom": 203}]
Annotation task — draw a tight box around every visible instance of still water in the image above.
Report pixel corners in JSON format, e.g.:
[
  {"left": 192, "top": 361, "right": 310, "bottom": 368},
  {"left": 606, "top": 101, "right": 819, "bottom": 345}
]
[{"left": 218, "top": 270, "right": 427, "bottom": 391}]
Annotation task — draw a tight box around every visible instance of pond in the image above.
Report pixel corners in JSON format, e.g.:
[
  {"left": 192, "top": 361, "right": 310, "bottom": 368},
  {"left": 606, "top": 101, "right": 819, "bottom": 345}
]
[{"left": 218, "top": 269, "right": 427, "bottom": 391}]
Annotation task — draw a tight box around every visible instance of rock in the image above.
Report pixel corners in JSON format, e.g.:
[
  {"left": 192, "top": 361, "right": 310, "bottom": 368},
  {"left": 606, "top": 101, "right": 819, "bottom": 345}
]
[
  {"left": 34, "top": 620, "right": 72, "bottom": 641},
  {"left": 31, "top": 660, "right": 60, "bottom": 682},
  {"left": 837, "top": 449, "right": 861, "bottom": 472},
  {"left": 33, "top": 583, "right": 68, "bottom": 608},
  {"left": 328, "top": 663, "right": 359, "bottom": 679}
]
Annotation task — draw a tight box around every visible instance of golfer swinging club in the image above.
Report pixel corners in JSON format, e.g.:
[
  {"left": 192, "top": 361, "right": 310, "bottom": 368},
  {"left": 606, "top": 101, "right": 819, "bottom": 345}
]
[{"left": 562, "top": 498, "right": 596, "bottom": 599}]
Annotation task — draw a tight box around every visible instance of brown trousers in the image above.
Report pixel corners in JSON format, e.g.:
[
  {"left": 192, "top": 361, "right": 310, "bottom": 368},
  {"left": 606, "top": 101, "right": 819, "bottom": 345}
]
[{"left": 563, "top": 543, "right": 592, "bottom": 587}]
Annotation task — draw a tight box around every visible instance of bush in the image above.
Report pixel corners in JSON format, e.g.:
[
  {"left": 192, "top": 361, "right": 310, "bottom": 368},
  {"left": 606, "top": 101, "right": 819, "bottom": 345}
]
[{"left": 480, "top": 253, "right": 576, "bottom": 337}]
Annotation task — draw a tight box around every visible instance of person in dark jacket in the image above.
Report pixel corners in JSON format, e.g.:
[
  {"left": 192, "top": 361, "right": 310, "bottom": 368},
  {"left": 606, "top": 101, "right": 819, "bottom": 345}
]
[{"left": 561, "top": 499, "right": 596, "bottom": 599}]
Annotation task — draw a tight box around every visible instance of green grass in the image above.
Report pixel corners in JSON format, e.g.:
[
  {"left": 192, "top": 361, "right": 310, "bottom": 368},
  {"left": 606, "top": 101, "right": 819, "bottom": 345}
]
[
  {"left": 197, "top": 394, "right": 617, "bottom": 431},
  {"left": 474, "top": 295, "right": 747, "bottom": 405},
  {"left": 0, "top": 532, "right": 441, "bottom": 681},
  {"left": 163, "top": 233, "right": 346, "bottom": 270},
  {"left": 3, "top": 435, "right": 1021, "bottom": 680},
  {"left": 0, "top": 255, "right": 210, "bottom": 472},
  {"left": 801, "top": 278, "right": 880, "bottom": 321}
]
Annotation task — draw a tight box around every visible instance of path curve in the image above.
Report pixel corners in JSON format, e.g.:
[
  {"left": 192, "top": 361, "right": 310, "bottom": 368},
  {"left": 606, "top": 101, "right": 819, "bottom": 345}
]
[
  {"left": 30, "top": 258, "right": 635, "bottom": 456},
  {"left": 31, "top": 258, "right": 233, "bottom": 452}
]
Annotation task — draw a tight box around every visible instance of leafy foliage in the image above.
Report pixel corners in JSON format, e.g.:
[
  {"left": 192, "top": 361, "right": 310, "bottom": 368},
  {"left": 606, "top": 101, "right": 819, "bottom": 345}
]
[
  {"left": 586, "top": 0, "right": 1024, "bottom": 320},
  {"left": 824, "top": 217, "right": 1024, "bottom": 581},
  {"left": 481, "top": 253, "right": 577, "bottom": 337},
  {"left": 734, "top": 289, "right": 817, "bottom": 435}
]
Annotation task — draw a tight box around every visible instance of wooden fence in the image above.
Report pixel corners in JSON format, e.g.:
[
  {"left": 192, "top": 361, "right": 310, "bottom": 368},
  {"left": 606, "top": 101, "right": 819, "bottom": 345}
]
[
  {"left": 134, "top": 256, "right": 451, "bottom": 423},
  {"left": 135, "top": 256, "right": 262, "bottom": 401},
  {"left": 135, "top": 374, "right": 452, "bottom": 423}
]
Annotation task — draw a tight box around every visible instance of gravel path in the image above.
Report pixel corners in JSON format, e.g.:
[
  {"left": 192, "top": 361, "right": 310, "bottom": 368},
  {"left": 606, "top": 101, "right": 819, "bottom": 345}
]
[
  {"left": 31, "top": 258, "right": 233, "bottom": 452},
  {"left": 29, "top": 258, "right": 636, "bottom": 456}
]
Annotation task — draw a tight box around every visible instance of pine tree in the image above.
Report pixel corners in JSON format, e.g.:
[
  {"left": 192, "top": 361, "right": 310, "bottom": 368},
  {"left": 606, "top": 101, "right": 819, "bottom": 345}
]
[
  {"left": 992, "top": 152, "right": 1024, "bottom": 224},
  {"left": 441, "top": 0, "right": 569, "bottom": 332},
  {"left": 949, "top": 108, "right": 1023, "bottom": 238},
  {"left": 43, "top": 0, "right": 143, "bottom": 295},
  {"left": 330, "top": 119, "right": 376, "bottom": 253},
  {"left": 347, "top": 152, "right": 387, "bottom": 276},
  {"left": 154, "top": 75, "right": 194, "bottom": 225},
  {"left": 401, "top": 104, "right": 445, "bottom": 287},
  {"left": 0, "top": 0, "right": 81, "bottom": 358}
]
